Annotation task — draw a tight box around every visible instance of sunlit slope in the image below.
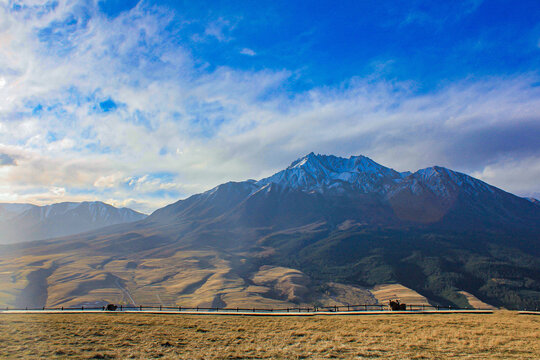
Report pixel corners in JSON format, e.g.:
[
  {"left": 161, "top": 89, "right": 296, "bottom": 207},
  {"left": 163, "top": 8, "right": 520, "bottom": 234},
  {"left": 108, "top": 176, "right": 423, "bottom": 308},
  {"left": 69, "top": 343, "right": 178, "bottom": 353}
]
[
  {"left": 371, "top": 284, "right": 431, "bottom": 305},
  {"left": 0, "top": 238, "right": 379, "bottom": 309}
]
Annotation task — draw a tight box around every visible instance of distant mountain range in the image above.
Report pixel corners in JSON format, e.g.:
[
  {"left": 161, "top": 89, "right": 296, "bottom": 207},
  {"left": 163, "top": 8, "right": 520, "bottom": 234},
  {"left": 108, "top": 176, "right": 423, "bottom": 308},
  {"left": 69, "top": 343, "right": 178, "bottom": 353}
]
[
  {"left": 0, "top": 201, "right": 146, "bottom": 244},
  {"left": 0, "top": 153, "right": 538, "bottom": 310}
]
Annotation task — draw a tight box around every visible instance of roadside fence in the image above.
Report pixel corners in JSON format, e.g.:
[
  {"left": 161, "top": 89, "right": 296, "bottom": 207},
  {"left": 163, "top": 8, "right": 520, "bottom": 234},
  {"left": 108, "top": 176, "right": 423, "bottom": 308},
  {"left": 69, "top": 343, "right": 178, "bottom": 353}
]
[{"left": 1, "top": 303, "right": 485, "bottom": 312}]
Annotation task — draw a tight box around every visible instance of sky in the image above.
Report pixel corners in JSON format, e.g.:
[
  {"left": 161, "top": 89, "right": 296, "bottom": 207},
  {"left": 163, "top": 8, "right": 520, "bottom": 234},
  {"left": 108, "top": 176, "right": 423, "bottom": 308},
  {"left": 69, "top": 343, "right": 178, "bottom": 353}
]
[{"left": 0, "top": 0, "right": 539, "bottom": 213}]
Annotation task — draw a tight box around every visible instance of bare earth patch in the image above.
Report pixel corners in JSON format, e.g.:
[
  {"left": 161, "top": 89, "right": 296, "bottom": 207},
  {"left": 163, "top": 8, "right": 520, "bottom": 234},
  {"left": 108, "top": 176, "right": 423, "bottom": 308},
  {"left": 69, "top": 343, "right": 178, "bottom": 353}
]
[
  {"left": 0, "top": 311, "right": 538, "bottom": 359},
  {"left": 371, "top": 283, "right": 431, "bottom": 305},
  {"left": 458, "top": 291, "right": 497, "bottom": 309}
]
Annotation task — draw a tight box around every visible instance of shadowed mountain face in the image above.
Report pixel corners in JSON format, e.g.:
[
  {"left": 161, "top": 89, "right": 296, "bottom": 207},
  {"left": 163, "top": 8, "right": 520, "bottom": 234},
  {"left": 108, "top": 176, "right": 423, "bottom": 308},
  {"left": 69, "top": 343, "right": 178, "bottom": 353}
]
[
  {"left": 0, "top": 154, "right": 539, "bottom": 310},
  {"left": 148, "top": 153, "right": 539, "bottom": 235},
  {"left": 0, "top": 201, "right": 147, "bottom": 244}
]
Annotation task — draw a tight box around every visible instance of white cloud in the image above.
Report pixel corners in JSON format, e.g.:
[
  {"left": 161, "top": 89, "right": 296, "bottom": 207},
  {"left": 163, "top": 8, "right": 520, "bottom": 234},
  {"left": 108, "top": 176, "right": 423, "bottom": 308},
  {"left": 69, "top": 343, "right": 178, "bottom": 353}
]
[
  {"left": 94, "top": 173, "right": 123, "bottom": 188},
  {"left": 199, "top": 17, "right": 235, "bottom": 42},
  {"left": 0, "top": 1, "right": 538, "bottom": 213},
  {"left": 472, "top": 156, "right": 540, "bottom": 197},
  {"left": 240, "top": 48, "right": 256, "bottom": 56}
]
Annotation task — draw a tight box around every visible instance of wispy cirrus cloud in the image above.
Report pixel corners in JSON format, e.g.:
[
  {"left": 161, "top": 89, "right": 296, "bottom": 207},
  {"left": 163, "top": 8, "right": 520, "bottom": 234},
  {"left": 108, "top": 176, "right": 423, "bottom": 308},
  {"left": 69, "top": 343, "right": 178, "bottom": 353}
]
[
  {"left": 0, "top": 0, "right": 538, "bottom": 213},
  {"left": 203, "top": 17, "right": 235, "bottom": 42}
]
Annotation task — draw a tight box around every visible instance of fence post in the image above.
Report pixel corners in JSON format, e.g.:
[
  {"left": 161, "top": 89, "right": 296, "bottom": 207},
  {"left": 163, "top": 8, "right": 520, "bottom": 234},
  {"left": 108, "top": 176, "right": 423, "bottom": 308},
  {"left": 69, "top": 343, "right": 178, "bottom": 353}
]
[
  {"left": 347, "top": 304, "right": 350, "bottom": 311},
  {"left": 196, "top": 306, "right": 198, "bottom": 312},
  {"left": 120, "top": 305, "right": 122, "bottom": 311},
  {"left": 140, "top": 305, "right": 142, "bottom": 311},
  {"left": 61, "top": 306, "right": 63, "bottom": 311}
]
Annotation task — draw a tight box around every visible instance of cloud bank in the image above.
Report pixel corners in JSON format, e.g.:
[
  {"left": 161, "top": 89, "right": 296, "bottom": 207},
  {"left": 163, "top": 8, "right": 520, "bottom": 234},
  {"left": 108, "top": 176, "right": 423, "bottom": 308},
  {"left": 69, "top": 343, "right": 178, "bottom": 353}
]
[{"left": 0, "top": 1, "right": 538, "bottom": 213}]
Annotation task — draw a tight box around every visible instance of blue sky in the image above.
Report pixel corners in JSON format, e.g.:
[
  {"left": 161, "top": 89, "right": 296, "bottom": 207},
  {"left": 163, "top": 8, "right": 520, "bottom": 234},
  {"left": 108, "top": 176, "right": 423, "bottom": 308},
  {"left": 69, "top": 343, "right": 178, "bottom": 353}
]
[
  {"left": 99, "top": 0, "right": 540, "bottom": 90},
  {"left": 0, "top": 0, "right": 539, "bottom": 213}
]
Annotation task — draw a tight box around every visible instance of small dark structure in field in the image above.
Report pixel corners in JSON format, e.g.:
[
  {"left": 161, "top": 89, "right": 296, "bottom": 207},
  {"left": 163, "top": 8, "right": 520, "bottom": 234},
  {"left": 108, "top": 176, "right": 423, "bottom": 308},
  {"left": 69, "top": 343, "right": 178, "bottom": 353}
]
[
  {"left": 389, "top": 300, "right": 406, "bottom": 311},
  {"left": 105, "top": 304, "right": 118, "bottom": 311}
]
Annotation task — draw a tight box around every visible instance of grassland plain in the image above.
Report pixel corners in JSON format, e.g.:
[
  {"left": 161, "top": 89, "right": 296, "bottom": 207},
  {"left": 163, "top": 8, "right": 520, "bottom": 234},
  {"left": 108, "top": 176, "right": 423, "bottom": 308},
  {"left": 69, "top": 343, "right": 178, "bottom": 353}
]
[{"left": 0, "top": 311, "right": 538, "bottom": 359}]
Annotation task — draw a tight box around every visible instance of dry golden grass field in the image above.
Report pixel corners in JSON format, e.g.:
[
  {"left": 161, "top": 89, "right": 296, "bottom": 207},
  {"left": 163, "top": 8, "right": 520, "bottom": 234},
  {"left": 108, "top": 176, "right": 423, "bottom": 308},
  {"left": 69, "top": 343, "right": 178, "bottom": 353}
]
[{"left": 0, "top": 311, "right": 538, "bottom": 359}]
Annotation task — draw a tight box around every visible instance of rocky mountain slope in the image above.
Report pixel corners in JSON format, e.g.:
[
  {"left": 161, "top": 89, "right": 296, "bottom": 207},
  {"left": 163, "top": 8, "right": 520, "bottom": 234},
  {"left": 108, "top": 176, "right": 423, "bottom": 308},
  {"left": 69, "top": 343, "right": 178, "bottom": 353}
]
[{"left": 0, "top": 154, "right": 538, "bottom": 310}]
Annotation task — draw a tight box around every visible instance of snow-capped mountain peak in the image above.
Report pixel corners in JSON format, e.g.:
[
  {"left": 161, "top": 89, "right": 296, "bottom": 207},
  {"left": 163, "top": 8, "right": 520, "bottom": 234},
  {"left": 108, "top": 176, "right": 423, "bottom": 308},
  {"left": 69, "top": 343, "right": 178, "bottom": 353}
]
[
  {"left": 258, "top": 153, "right": 403, "bottom": 193},
  {"left": 148, "top": 152, "right": 539, "bottom": 235},
  {"left": 252, "top": 153, "right": 505, "bottom": 202}
]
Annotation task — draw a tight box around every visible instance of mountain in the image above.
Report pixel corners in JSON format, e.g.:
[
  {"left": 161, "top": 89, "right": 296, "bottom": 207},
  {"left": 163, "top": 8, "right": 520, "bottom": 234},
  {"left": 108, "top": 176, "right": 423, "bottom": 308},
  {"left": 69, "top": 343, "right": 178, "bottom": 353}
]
[
  {"left": 0, "top": 203, "right": 36, "bottom": 220},
  {"left": 257, "top": 152, "right": 408, "bottom": 193},
  {"left": 150, "top": 152, "right": 539, "bottom": 232},
  {"left": 0, "top": 201, "right": 147, "bottom": 244},
  {"left": 0, "top": 154, "right": 538, "bottom": 310}
]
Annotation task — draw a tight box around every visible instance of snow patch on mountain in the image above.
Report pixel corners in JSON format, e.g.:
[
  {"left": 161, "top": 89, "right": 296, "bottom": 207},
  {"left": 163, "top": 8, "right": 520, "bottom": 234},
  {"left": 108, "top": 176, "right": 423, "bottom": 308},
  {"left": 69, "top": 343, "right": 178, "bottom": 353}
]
[
  {"left": 257, "top": 152, "right": 404, "bottom": 193},
  {"left": 252, "top": 153, "right": 501, "bottom": 202}
]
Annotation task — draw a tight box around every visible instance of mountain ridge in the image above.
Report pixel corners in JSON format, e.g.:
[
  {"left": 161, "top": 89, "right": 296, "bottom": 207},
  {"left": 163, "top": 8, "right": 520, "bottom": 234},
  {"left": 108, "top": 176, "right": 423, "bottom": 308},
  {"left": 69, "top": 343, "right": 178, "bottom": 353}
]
[
  {"left": 0, "top": 201, "right": 147, "bottom": 244},
  {"left": 147, "top": 153, "right": 538, "bottom": 232}
]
